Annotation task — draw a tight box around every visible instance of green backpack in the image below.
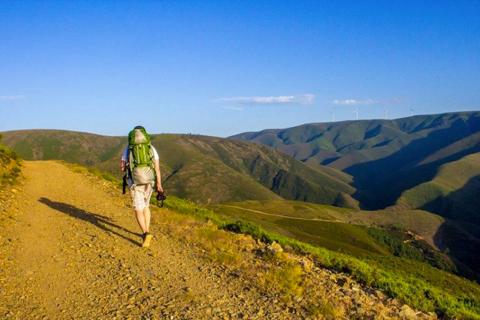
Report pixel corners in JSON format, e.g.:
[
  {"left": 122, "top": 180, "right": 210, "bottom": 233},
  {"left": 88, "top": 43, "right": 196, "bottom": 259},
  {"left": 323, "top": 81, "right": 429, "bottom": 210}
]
[{"left": 128, "top": 126, "right": 156, "bottom": 185}]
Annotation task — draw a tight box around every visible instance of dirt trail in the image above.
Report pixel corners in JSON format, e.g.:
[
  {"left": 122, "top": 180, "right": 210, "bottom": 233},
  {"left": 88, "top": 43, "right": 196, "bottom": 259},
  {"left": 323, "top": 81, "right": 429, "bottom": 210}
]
[
  {"left": 220, "top": 205, "right": 345, "bottom": 223},
  {"left": 0, "top": 161, "right": 294, "bottom": 319}
]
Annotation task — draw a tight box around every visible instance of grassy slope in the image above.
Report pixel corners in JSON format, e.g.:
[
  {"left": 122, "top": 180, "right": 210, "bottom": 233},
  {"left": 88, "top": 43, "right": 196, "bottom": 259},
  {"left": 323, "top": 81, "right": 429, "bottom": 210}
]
[
  {"left": 209, "top": 200, "right": 480, "bottom": 278},
  {"left": 395, "top": 153, "right": 480, "bottom": 277},
  {"left": 397, "top": 152, "right": 480, "bottom": 224},
  {"left": 231, "top": 111, "right": 480, "bottom": 210},
  {"left": 0, "top": 130, "right": 354, "bottom": 205},
  {"left": 168, "top": 197, "right": 480, "bottom": 319},
  {"left": 170, "top": 135, "right": 355, "bottom": 204},
  {"left": 210, "top": 201, "right": 444, "bottom": 253},
  {"left": 210, "top": 202, "right": 389, "bottom": 257}
]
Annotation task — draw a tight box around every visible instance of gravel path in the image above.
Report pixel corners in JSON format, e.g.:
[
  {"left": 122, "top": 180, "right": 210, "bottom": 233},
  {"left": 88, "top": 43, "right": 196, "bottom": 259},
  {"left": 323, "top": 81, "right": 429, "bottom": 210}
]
[{"left": 0, "top": 161, "right": 295, "bottom": 319}]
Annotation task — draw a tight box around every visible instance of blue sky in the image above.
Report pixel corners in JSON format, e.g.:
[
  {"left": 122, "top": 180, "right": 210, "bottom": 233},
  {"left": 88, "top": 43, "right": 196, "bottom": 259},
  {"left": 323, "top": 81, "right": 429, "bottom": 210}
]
[{"left": 1, "top": 1, "right": 479, "bottom": 137}]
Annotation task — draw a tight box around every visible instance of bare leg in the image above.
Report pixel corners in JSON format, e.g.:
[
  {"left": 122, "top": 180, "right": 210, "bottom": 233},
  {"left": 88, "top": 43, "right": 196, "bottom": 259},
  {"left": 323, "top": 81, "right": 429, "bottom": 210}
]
[
  {"left": 141, "top": 206, "right": 153, "bottom": 248},
  {"left": 135, "top": 209, "right": 148, "bottom": 234},
  {"left": 143, "top": 206, "right": 151, "bottom": 233}
]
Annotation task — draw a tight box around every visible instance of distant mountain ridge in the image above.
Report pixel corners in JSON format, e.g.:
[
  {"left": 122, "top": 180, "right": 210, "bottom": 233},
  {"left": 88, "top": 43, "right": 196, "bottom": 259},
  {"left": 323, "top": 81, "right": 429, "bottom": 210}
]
[
  {"left": 231, "top": 111, "right": 480, "bottom": 213},
  {"left": 0, "top": 130, "right": 354, "bottom": 205}
]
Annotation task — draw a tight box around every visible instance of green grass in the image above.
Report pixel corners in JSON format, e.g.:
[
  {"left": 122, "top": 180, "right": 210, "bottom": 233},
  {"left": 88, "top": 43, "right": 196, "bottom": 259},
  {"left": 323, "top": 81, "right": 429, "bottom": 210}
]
[
  {"left": 209, "top": 199, "right": 478, "bottom": 277},
  {"left": 212, "top": 203, "right": 389, "bottom": 256},
  {"left": 210, "top": 200, "right": 458, "bottom": 272},
  {"left": 210, "top": 199, "right": 445, "bottom": 244},
  {"left": 366, "top": 227, "right": 456, "bottom": 272},
  {"left": 211, "top": 199, "right": 444, "bottom": 232}
]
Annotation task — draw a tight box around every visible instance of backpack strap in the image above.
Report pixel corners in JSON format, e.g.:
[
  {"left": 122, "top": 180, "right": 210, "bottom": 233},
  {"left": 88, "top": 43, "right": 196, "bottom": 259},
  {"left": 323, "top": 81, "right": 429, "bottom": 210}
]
[
  {"left": 148, "top": 145, "right": 155, "bottom": 168},
  {"left": 128, "top": 145, "right": 135, "bottom": 168}
]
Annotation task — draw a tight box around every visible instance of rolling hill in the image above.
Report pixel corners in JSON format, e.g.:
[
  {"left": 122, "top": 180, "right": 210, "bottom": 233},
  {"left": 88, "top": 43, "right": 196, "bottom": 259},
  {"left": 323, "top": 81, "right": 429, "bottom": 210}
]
[
  {"left": 231, "top": 111, "right": 480, "bottom": 211},
  {"left": 0, "top": 130, "right": 354, "bottom": 205}
]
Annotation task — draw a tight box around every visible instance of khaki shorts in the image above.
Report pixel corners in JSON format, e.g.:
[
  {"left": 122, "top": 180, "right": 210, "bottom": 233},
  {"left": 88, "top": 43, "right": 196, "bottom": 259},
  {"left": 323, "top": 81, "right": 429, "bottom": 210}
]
[{"left": 130, "top": 184, "right": 153, "bottom": 211}]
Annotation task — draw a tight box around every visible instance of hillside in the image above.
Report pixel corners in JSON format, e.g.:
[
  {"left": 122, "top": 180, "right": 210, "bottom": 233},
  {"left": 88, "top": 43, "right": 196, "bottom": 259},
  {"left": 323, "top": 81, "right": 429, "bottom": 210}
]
[
  {"left": 212, "top": 200, "right": 446, "bottom": 247},
  {"left": 397, "top": 152, "right": 480, "bottom": 224},
  {"left": 0, "top": 161, "right": 444, "bottom": 319},
  {"left": 0, "top": 130, "right": 354, "bottom": 205},
  {"left": 394, "top": 153, "right": 480, "bottom": 276},
  {"left": 231, "top": 111, "right": 480, "bottom": 211},
  {"left": 209, "top": 200, "right": 480, "bottom": 277}
]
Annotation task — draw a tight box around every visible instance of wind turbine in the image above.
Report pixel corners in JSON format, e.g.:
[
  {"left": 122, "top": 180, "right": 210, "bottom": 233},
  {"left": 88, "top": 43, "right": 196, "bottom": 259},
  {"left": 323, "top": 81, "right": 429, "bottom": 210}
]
[
  {"left": 384, "top": 107, "right": 389, "bottom": 119},
  {"left": 331, "top": 111, "right": 336, "bottom": 122},
  {"left": 409, "top": 107, "right": 415, "bottom": 117},
  {"left": 353, "top": 106, "right": 359, "bottom": 120}
]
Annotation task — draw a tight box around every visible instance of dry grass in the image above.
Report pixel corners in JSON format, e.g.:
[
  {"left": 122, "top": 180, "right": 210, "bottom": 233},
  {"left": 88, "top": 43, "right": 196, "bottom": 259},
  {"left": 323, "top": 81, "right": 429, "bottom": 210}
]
[
  {"left": 262, "top": 253, "right": 305, "bottom": 298},
  {"left": 195, "top": 227, "right": 242, "bottom": 265}
]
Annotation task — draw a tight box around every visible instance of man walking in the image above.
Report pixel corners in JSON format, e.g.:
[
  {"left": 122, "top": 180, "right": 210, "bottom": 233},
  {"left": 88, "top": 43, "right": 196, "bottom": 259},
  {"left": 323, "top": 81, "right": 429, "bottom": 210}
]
[{"left": 121, "top": 126, "right": 163, "bottom": 247}]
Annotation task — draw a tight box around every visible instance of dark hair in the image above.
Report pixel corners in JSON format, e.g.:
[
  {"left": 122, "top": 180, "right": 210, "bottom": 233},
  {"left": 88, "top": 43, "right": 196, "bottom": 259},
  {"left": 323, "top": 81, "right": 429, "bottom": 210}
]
[{"left": 134, "top": 125, "right": 145, "bottom": 130}]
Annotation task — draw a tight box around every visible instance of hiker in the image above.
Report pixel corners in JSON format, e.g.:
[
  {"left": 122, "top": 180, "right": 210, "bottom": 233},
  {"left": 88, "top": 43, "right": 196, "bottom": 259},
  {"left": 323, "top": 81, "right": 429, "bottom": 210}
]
[{"left": 120, "top": 126, "right": 164, "bottom": 248}]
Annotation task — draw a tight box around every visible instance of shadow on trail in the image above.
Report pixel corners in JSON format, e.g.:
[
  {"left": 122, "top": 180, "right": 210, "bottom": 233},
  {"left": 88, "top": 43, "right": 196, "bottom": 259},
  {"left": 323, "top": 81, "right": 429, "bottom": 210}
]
[{"left": 39, "top": 197, "right": 141, "bottom": 247}]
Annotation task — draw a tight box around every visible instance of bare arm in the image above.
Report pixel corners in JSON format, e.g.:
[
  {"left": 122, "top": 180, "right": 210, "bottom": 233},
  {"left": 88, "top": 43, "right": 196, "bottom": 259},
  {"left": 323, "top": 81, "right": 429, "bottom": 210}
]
[
  {"left": 120, "top": 146, "right": 128, "bottom": 173},
  {"left": 154, "top": 160, "right": 163, "bottom": 193}
]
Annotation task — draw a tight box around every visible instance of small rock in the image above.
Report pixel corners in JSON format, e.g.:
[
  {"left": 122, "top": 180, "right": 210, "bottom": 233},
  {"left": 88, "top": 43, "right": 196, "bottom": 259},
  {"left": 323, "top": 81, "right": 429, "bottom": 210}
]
[
  {"left": 399, "top": 304, "right": 418, "bottom": 320},
  {"left": 336, "top": 277, "right": 347, "bottom": 287},
  {"left": 267, "top": 242, "right": 283, "bottom": 254},
  {"left": 374, "top": 289, "right": 386, "bottom": 300},
  {"left": 299, "top": 257, "right": 313, "bottom": 272}
]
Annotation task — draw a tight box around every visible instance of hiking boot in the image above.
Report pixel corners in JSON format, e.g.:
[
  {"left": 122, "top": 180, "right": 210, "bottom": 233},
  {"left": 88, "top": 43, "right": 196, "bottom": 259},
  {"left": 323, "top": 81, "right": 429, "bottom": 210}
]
[{"left": 142, "top": 233, "right": 153, "bottom": 248}]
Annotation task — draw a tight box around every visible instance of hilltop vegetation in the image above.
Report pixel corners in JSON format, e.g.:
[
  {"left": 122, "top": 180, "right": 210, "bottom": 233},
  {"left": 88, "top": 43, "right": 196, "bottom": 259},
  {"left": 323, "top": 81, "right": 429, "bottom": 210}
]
[{"left": 0, "top": 130, "right": 354, "bottom": 205}]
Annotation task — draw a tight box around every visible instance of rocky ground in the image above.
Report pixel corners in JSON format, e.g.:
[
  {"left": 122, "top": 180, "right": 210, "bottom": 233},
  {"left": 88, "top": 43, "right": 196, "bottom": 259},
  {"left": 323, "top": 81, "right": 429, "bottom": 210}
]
[{"left": 0, "top": 161, "right": 436, "bottom": 319}]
